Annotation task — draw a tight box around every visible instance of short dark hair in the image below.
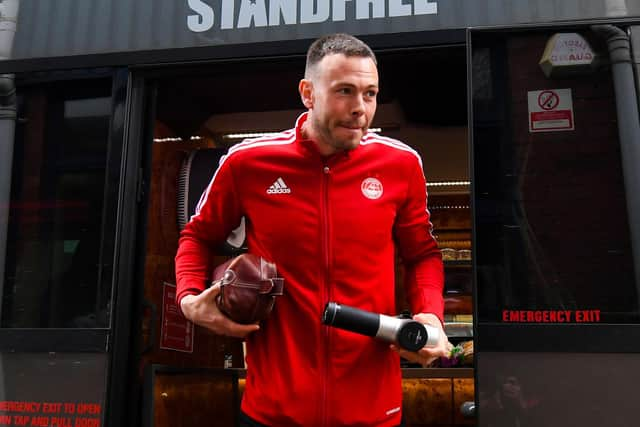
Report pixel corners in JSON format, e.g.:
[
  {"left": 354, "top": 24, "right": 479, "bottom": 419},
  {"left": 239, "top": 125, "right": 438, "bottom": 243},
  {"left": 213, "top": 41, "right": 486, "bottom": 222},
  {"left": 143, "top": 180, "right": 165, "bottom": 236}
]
[{"left": 305, "top": 33, "right": 377, "bottom": 78}]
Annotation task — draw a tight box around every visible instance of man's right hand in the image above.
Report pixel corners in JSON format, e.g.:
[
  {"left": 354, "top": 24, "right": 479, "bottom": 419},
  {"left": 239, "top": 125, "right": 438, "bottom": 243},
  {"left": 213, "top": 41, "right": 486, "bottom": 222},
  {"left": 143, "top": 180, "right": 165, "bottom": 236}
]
[{"left": 180, "top": 283, "right": 260, "bottom": 338}]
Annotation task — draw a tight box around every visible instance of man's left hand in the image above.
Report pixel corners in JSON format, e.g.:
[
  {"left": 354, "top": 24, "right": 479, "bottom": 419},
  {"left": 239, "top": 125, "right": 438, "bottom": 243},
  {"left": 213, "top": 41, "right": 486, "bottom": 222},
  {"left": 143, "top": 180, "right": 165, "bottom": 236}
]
[{"left": 391, "top": 313, "right": 452, "bottom": 367}]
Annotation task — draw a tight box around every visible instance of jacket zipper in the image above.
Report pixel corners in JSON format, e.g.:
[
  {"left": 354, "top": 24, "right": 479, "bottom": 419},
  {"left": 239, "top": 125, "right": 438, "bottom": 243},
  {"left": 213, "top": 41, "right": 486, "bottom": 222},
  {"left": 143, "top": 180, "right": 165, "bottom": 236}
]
[{"left": 320, "top": 163, "right": 331, "bottom": 427}]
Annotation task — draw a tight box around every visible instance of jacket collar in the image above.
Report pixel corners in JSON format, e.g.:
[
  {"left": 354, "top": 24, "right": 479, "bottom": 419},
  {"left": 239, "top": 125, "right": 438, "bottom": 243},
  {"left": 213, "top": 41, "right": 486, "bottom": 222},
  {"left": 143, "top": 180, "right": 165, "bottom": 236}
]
[
  {"left": 294, "top": 112, "right": 308, "bottom": 143},
  {"left": 294, "top": 112, "right": 357, "bottom": 161}
]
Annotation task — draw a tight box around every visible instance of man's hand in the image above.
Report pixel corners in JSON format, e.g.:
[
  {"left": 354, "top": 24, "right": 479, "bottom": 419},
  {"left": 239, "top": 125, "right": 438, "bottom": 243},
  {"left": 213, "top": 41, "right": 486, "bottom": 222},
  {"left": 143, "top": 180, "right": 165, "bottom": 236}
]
[
  {"left": 180, "top": 283, "right": 260, "bottom": 338},
  {"left": 391, "top": 313, "right": 451, "bottom": 367}
]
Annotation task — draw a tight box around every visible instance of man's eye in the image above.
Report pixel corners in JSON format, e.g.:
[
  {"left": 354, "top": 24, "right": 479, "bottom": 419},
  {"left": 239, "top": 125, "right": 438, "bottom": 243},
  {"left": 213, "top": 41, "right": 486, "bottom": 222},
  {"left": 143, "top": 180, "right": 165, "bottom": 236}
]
[
  {"left": 367, "top": 90, "right": 378, "bottom": 97},
  {"left": 338, "top": 88, "right": 351, "bottom": 94}
]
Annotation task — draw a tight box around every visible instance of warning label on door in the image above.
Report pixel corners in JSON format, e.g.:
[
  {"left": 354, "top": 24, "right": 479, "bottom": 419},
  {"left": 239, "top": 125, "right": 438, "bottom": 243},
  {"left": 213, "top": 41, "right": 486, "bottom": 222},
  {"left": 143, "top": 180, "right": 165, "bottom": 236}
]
[
  {"left": 528, "top": 88, "right": 574, "bottom": 132},
  {"left": 0, "top": 401, "right": 101, "bottom": 426},
  {"left": 160, "top": 282, "right": 194, "bottom": 353}
]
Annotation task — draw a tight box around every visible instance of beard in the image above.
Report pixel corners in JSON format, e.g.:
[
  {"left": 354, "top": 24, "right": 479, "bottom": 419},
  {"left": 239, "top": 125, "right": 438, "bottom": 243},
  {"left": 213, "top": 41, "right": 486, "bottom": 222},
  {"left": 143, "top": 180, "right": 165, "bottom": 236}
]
[{"left": 311, "top": 115, "right": 364, "bottom": 153}]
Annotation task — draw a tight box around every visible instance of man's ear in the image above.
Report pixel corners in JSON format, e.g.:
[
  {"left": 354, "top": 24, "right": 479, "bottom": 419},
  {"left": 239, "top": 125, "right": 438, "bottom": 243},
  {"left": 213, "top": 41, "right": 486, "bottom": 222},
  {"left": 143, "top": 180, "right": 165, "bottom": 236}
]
[{"left": 299, "top": 79, "right": 313, "bottom": 109}]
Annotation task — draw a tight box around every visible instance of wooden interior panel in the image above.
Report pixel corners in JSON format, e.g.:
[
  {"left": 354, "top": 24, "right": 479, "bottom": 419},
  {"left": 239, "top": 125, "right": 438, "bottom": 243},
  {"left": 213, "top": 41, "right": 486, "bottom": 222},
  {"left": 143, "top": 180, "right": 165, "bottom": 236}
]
[
  {"left": 140, "top": 125, "right": 243, "bottom": 376},
  {"left": 403, "top": 378, "right": 453, "bottom": 426},
  {"left": 146, "top": 367, "right": 239, "bottom": 427}
]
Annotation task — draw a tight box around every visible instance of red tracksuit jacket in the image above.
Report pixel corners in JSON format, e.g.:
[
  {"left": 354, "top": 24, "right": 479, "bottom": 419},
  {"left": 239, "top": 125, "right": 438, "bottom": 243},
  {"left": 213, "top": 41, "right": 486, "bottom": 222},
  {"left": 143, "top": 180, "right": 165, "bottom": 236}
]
[{"left": 175, "top": 113, "right": 444, "bottom": 426}]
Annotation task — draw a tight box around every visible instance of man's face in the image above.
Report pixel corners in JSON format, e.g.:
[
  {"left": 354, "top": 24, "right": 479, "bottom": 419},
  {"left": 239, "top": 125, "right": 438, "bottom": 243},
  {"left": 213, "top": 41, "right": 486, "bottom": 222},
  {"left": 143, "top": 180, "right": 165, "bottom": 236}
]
[{"left": 300, "top": 53, "right": 378, "bottom": 155}]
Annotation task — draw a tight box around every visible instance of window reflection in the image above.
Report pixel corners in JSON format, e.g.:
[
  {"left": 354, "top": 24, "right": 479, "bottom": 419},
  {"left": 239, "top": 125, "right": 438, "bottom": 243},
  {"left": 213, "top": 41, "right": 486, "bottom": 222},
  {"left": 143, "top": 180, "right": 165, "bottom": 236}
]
[
  {"left": 473, "top": 32, "right": 638, "bottom": 323},
  {"left": 1, "top": 77, "right": 113, "bottom": 328}
]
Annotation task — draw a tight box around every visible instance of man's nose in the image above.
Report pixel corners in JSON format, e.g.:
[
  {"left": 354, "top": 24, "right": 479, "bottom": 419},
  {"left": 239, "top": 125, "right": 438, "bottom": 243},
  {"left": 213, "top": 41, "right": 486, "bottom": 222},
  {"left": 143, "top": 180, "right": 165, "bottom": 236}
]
[{"left": 351, "top": 95, "right": 365, "bottom": 115}]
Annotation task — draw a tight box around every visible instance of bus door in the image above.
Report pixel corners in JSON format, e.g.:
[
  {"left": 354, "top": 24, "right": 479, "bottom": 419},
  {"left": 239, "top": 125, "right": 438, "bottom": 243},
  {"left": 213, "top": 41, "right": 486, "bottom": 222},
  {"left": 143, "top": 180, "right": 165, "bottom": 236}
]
[
  {"left": 469, "top": 23, "right": 640, "bottom": 427},
  {"left": 133, "top": 64, "right": 275, "bottom": 427},
  {"left": 0, "top": 69, "right": 130, "bottom": 427}
]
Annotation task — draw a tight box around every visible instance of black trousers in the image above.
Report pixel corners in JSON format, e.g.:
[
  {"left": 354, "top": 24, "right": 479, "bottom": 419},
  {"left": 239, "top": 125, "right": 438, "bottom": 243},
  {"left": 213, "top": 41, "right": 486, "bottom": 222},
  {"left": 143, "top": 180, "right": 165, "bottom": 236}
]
[{"left": 238, "top": 410, "right": 406, "bottom": 427}]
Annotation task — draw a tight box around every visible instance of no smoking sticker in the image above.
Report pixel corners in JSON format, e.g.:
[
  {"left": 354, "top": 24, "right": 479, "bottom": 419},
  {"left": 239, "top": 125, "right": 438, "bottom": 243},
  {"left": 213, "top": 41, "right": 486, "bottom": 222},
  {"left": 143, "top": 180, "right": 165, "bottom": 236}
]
[
  {"left": 528, "top": 88, "right": 574, "bottom": 132},
  {"left": 538, "top": 90, "right": 559, "bottom": 110}
]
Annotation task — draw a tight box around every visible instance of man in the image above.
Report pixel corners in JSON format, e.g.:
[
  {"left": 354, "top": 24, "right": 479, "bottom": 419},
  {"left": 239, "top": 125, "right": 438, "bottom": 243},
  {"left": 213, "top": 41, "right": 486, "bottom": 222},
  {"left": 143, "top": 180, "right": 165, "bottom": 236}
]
[{"left": 175, "top": 33, "right": 447, "bottom": 426}]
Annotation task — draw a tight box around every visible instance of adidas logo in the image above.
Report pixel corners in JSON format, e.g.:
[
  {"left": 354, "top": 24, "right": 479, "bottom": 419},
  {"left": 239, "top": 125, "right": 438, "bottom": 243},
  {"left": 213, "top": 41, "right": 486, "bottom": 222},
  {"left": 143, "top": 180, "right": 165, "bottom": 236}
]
[{"left": 266, "top": 177, "right": 291, "bottom": 194}]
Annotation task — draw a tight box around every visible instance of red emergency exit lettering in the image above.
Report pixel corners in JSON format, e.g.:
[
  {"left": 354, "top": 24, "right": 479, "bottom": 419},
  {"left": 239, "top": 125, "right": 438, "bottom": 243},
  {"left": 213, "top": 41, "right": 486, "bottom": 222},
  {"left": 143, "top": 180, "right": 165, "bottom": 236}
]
[
  {"left": 75, "top": 404, "right": 100, "bottom": 415},
  {"left": 74, "top": 419, "right": 99, "bottom": 427}
]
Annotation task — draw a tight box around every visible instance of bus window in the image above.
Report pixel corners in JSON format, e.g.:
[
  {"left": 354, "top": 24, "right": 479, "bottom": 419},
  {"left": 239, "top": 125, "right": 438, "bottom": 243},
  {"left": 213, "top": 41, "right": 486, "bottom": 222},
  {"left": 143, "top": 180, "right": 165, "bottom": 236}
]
[
  {"left": 473, "top": 30, "right": 639, "bottom": 324},
  {"left": 1, "top": 76, "right": 114, "bottom": 328}
]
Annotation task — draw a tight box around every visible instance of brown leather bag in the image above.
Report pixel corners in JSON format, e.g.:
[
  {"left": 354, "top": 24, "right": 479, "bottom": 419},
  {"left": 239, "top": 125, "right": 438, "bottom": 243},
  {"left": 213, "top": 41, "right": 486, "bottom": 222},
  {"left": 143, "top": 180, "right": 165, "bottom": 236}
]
[{"left": 212, "top": 254, "right": 284, "bottom": 324}]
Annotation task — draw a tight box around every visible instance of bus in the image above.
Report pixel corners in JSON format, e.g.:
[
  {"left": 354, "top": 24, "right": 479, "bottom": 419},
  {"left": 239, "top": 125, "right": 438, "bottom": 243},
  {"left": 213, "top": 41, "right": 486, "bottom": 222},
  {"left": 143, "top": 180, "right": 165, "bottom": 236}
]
[{"left": 1, "top": 1, "right": 639, "bottom": 425}]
